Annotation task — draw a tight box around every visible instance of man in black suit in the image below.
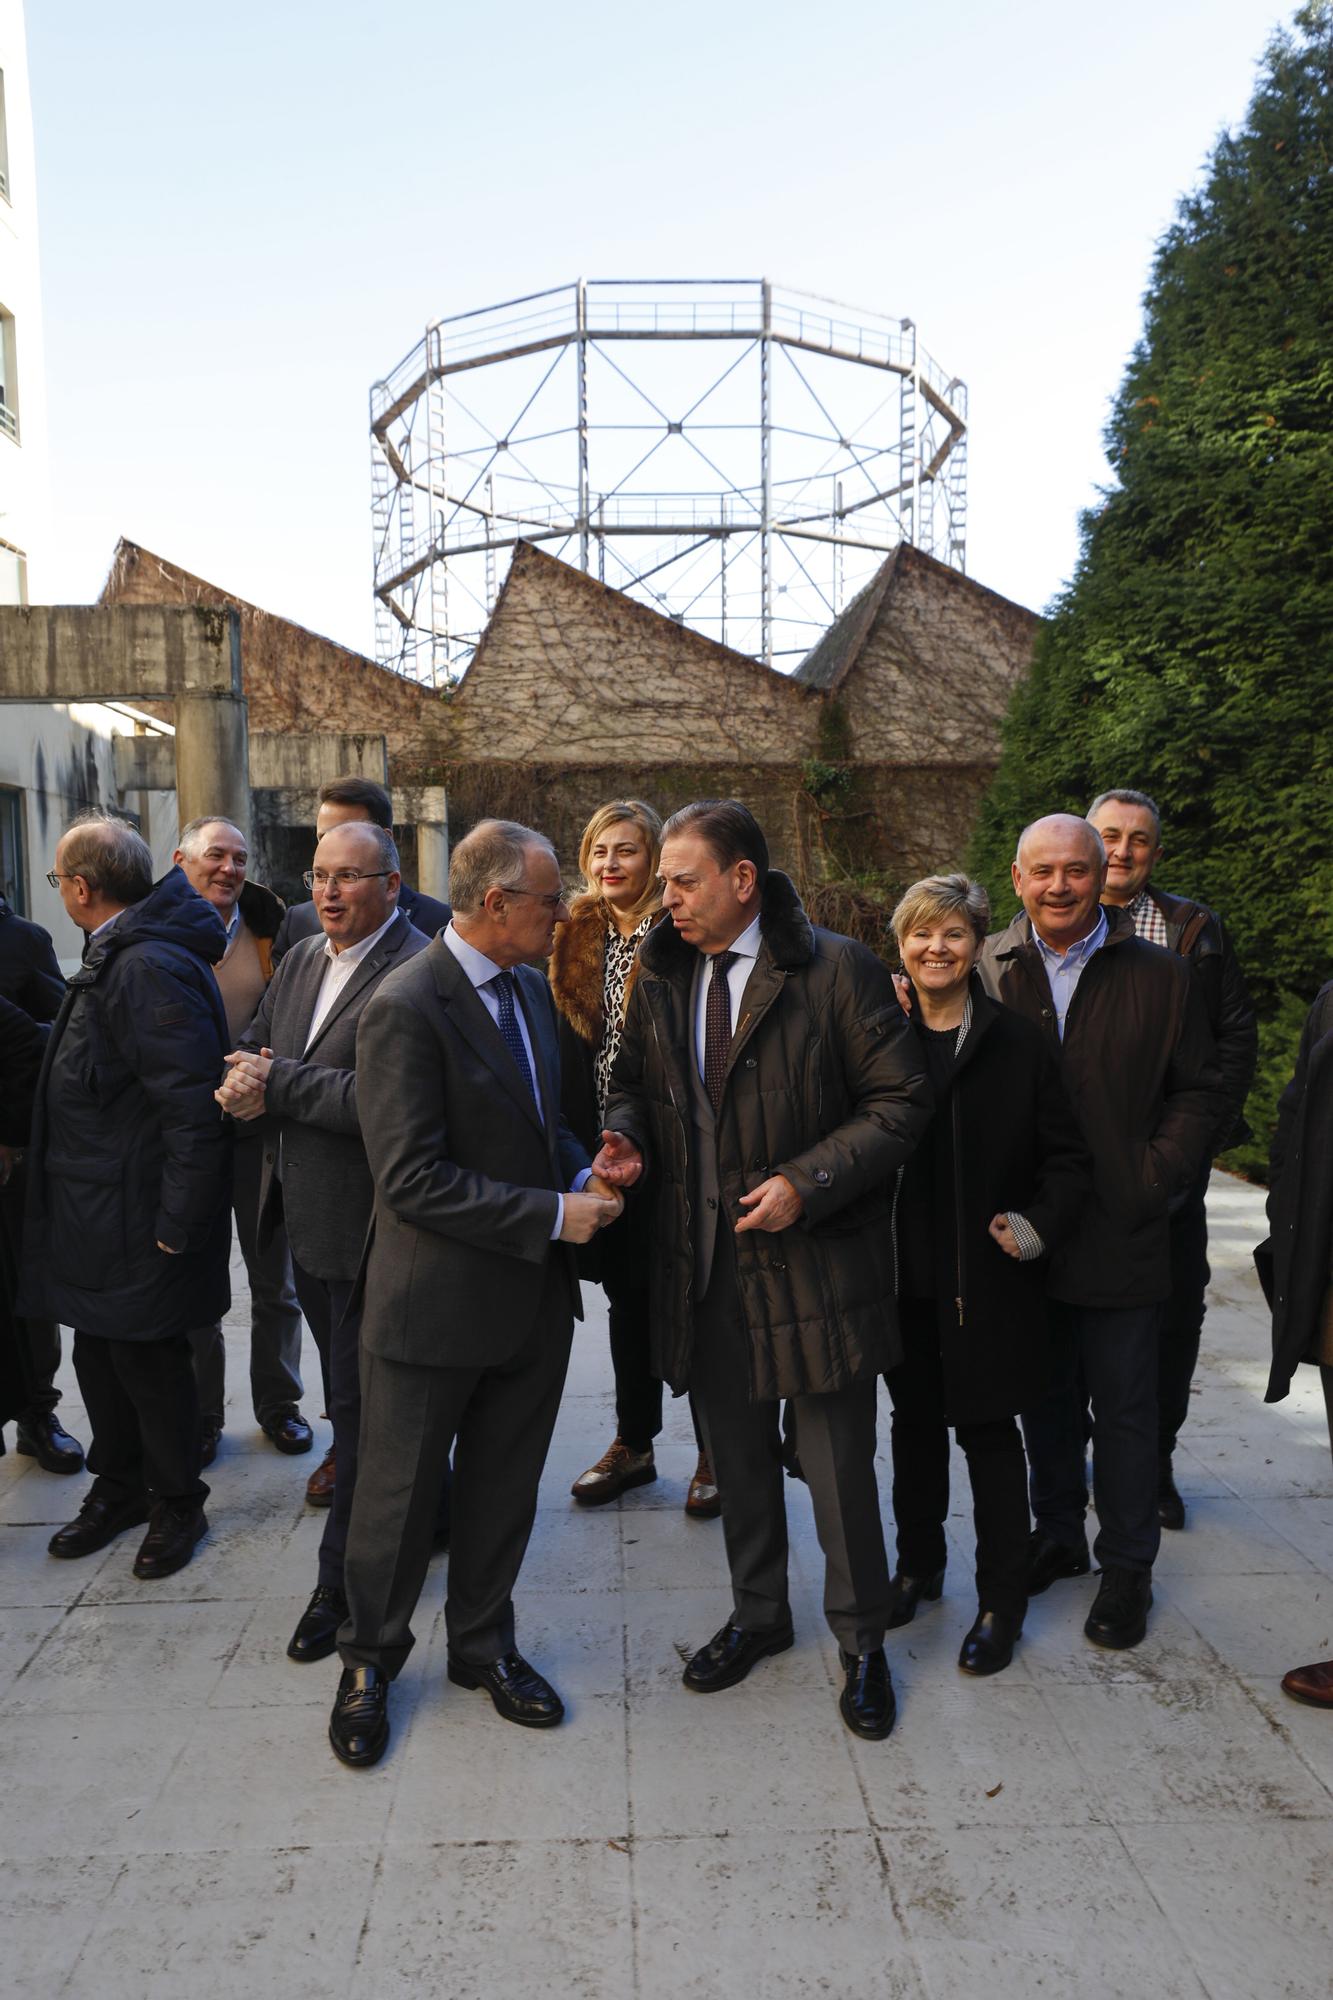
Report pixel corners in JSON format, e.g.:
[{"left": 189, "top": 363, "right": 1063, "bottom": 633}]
[
  {"left": 214, "top": 819, "right": 430, "bottom": 1663},
  {"left": 327, "top": 819, "right": 618, "bottom": 1768},
  {"left": 270, "top": 775, "right": 450, "bottom": 967}
]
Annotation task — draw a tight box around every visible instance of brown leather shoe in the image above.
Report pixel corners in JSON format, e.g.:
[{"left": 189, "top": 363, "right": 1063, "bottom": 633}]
[
  {"left": 1281, "top": 1658, "right": 1333, "bottom": 1707},
  {"left": 685, "top": 1450, "right": 721, "bottom": 1519},
  {"left": 305, "top": 1443, "right": 336, "bottom": 1507},
  {"left": 570, "top": 1436, "right": 656, "bottom": 1506}
]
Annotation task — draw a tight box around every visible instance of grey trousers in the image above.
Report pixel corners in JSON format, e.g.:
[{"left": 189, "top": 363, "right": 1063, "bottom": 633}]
[
  {"left": 690, "top": 1236, "right": 890, "bottom": 1655},
  {"left": 339, "top": 1268, "right": 573, "bottom": 1679},
  {"left": 188, "top": 1134, "right": 304, "bottom": 1428}
]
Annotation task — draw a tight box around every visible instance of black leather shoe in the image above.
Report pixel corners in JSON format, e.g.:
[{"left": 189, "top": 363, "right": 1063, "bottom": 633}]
[
  {"left": 199, "top": 1424, "right": 222, "bottom": 1470},
  {"left": 1084, "top": 1565, "right": 1152, "bottom": 1649},
  {"left": 447, "top": 1649, "right": 564, "bottom": 1727},
  {"left": 958, "top": 1608, "right": 1023, "bottom": 1676},
  {"left": 48, "top": 1490, "right": 151, "bottom": 1559},
  {"left": 1027, "top": 1531, "right": 1091, "bottom": 1596},
  {"left": 1158, "top": 1464, "right": 1186, "bottom": 1531},
  {"left": 16, "top": 1412, "right": 85, "bottom": 1474},
  {"left": 260, "top": 1408, "right": 314, "bottom": 1455},
  {"left": 838, "top": 1647, "right": 896, "bottom": 1739},
  {"left": 329, "top": 1665, "right": 390, "bottom": 1767},
  {"left": 682, "top": 1619, "right": 795, "bottom": 1693},
  {"left": 886, "top": 1568, "right": 945, "bottom": 1630},
  {"left": 132, "top": 1501, "right": 208, "bottom": 1579},
  {"left": 287, "top": 1584, "right": 348, "bottom": 1663}
]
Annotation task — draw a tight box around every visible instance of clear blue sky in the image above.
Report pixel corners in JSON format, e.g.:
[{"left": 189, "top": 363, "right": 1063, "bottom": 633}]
[{"left": 28, "top": 0, "right": 1288, "bottom": 658}]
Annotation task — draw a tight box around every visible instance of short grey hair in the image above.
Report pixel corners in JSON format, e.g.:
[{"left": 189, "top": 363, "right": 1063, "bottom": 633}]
[
  {"left": 60, "top": 810, "right": 153, "bottom": 904},
  {"left": 891, "top": 873, "right": 991, "bottom": 951},
  {"left": 315, "top": 820, "right": 400, "bottom": 877},
  {"left": 448, "top": 818, "right": 556, "bottom": 915},
  {"left": 1086, "top": 789, "right": 1162, "bottom": 845},
  {"left": 177, "top": 815, "right": 247, "bottom": 857}
]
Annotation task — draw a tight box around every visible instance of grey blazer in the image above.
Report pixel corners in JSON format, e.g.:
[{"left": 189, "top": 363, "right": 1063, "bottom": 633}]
[
  {"left": 353, "top": 935, "right": 591, "bottom": 1370},
  {"left": 241, "top": 909, "right": 429, "bottom": 1281}
]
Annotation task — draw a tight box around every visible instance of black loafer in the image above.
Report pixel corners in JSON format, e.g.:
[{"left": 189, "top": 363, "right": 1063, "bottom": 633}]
[
  {"left": 329, "top": 1665, "right": 390, "bottom": 1767},
  {"left": 682, "top": 1618, "right": 795, "bottom": 1693},
  {"left": 839, "top": 1647, "right": 896, "bottom": 1739},
  {"left": 1027, "top": 1531, "right": 1091, "bottom": 1596},
  {"left": 48, "top": 1490, "right": 151, "bottom": 1559},
  {"left": 886, "top": 1568, "right": 945, "bottom": 1629},
  {"left": 1084, "top": 1565, "right": 1152, "bottom": 1650},
  {"left": 133, "top": 1501, "right": 208, "bottom": 1579},
  {"left": 447, "top": 1649, "right": 564, "bottom": 1727},
  {"left": 1157, "top": 1464, "right": 1186, "bottom": 1531},
  {"left": 287, "top": 1584, "right": 348, "bottom": 1663},
  {"left": 16, "top": 1412, "right": 85, "bottom": 1474},
  {"left": 958, "top": 1608, "right": 1023, "bottom": 1677},
  {"left": 260, "top": 1409, "right": 314, "bottom": 1455}
]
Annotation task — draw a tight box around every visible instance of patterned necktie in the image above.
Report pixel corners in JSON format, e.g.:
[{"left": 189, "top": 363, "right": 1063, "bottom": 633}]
[
  {"left": 704, "top": 951, "right": 736, "bottom": 1114},
  {"left": 492, "top": 969, "right": 538, "bottom": 1103}
]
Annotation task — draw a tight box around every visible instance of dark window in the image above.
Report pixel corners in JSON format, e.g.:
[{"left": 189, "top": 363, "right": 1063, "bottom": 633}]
[{"left": 0, "top": 787, "right": 27, "bottom": 914}]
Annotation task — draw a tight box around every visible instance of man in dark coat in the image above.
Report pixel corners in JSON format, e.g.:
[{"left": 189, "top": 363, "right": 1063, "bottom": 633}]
[
  {"left": 0, "top": 895, "right": 83, "bottom": 1471},
  {"left": 214, "top": 820, "right": 431, "bottom": 1664},
  {"left": 1258, "top": 982, "right": 1333, "bottom": 1707},
  {"left": 327, "top": 819, "right": 613, "bottom": 1769},
  {"left": 0, "top": 995, "right": 49, "bottom": 1445},
  {"left": 1087, "top": 789, "right": 1258, "bottom": 1529},
  {"left": 980, "top": 814, "right": 1223, "bottom": 1651},
  {"left": 597, "top": 800, "right": 932, "bottom": 1742},
  {"left": 21, "top": 813, "right": 232, "bottom": 1580},
  {"left": 270, "top": 775, "right": 450, "bottom": 965}
]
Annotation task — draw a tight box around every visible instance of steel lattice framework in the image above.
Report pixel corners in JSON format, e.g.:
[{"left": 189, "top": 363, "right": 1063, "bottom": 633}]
[{"left": 370, "top": 279, "right": 967, "bottom": 684}]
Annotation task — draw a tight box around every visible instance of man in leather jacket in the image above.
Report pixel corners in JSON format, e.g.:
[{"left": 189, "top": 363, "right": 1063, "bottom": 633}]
[{"left": 1087, "top": 791, "right": 1258, "bottom": 1531}]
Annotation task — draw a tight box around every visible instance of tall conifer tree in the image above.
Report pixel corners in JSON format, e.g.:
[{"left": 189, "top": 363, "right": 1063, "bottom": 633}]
[{"left": 972, "top": 4, "right": 1333, "bottom": 1171}]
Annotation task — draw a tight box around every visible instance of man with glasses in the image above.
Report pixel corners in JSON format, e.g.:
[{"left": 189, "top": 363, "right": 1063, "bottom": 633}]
[
  {"left": 216, "top": 819, "right": 434, "bottom": 1666},
  {"left": 271, "top": 776, "right": 451, "bottom": 966},
  {"left": 327, "top": 819, "right": 618, "bottom": 1768}
]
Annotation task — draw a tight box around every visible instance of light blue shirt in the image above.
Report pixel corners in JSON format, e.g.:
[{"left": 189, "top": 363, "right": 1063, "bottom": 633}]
[
  {"left": 693, "top": 912, "right": 764, "bottom": 1083},
  {"left": 1031, "top": 907, "right": 1108, "bottom": 1039},
  {"left": 442, "top": 922, "right": 589, "bottom": 1237}
]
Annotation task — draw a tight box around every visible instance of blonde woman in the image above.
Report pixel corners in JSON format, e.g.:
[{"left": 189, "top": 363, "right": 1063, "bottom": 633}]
[{"left": 549, "top": 801, "right": 717, "bottom": 1516}]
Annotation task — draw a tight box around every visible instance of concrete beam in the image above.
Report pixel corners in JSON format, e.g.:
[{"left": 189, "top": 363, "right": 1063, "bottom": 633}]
[
  {"left": 113, "top": 734, "right": 176, "bottom": 792},
  {"left": 0, "top": 605, "right": 241, "bottom": 700},
  {"left": 249, "top": 732, "right": 389, "bottom": 790}
]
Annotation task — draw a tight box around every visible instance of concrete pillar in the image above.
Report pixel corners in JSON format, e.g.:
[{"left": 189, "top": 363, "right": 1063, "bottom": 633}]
[
  {"left": 417, "top": 821, "right": 450, "bottom": 901},
  {"left": 174, "top": 693, "right": 252, "bottom": 843}
]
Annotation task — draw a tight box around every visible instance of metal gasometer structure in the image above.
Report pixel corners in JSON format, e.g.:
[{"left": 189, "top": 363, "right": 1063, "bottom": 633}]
[{"left": 371, "top": 279, "right": 967, "bottom": 684}]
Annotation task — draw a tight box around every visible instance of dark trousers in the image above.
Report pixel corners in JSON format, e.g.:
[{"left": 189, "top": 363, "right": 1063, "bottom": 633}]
[
  {"left": 73, "top": 1329, "right": 207, "bottom": 1509},
  {"left": 885, "top": 1298, "right": 1031, "bottom": 1622},
  {"left": 689, "top": 1233, "right": 890, "bottom": 1654},
  {"left": 339, "top": 1267, "right": 572, "bottom": 1678},
  {"left": 293, "top": 1259, "right": 451, "bottom": 1594},
  {"left": 188, "top": 1136, "right": 305, "bottom": 1427},
  {"left": 605, "top": 1271, "right": 703, "bottom": 1455},
  {"left": 1158, "top": 1168, "right": 1211, "bottom": 1462},
  {"left": 1022, "top": 1300, "right": 1161, "bottom": 1573},
  {"left": 3, "top": 1168, "right": 62, "bottom": 1420}
]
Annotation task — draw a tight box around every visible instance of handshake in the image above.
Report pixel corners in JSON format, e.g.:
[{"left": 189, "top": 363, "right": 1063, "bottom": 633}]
[{"left": 557, "top": 1129, "right": 644, "bottom": 1244}]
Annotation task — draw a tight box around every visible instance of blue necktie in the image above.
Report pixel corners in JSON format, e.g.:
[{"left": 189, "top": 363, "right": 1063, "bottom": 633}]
[{"left": 493, "top": 969, "right": 538, "bottom": 1103}]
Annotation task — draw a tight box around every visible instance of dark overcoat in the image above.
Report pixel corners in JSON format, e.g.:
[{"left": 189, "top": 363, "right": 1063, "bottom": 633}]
[
  {"left": 1261, "top": 981, "right": 1333, "bottom": 1403},
  {"left": 895, "top": 982, "right": 1089, "bottom": 1424},
  {"left": 604, "top": 870, "right": 933, "bottom": 1402},
  {"left": 19, "top": 868, "right": 232, "bottom": 1340},
  {"left": 0, "top": 899, "right": 65, "bottom": 1023},
  {"left": 0, "top": 994, "right": 48, "bottom": 1424}
]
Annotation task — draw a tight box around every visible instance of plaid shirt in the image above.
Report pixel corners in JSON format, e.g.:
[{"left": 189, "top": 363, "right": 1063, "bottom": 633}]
[{"left": 1127, "top": 888, "right": 1171, "bottom": 950}]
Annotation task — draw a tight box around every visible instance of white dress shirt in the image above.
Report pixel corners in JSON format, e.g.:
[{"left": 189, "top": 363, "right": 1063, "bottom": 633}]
[
  {"left": 442, "top": 921, "right": 589, "bottom": 1237},
  {"left": 304, "top": 912, "right": 400, "bottom": 1051},
  {"left": 693, "top": 912, "right": 763, "bottom": 1084}
]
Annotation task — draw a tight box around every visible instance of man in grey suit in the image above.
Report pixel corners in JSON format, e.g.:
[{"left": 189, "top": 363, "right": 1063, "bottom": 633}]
[
  {"left": 328, "top": 819, "right": 619, "bottom": 1768},
  {"left": 215, "top": 820, "right": 431, "bottom": 1663}
]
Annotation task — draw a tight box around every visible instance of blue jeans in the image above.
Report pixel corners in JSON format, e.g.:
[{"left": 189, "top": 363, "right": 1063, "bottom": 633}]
[{"left": 1021, "top": 1301, "right": 1161, "bottom": 1573}]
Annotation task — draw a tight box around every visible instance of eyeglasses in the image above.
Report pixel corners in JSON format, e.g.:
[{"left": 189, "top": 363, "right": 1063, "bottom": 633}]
[
  {"left": 303, "top": 869, "right": 394, "bottom": 891},
  {"left": 504, "top": 885, "right": 569, "bottom": 912},
  {"left": 45, "top": 870, "right": 81, "bottom": 888}
]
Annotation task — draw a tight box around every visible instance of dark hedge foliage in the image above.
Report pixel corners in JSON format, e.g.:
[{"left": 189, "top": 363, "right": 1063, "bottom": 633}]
[{"left": 970, "top": 4, "right": 1333, "bottom": 1179}]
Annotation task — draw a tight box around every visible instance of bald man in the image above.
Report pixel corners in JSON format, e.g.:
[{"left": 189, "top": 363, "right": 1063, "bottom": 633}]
[{"left": 979, "top": 814, "right": 1222, "bottom": 1651}]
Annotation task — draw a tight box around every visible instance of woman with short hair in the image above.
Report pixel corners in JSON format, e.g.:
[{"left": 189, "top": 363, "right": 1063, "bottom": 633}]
[
  {"left": 886, "top": 872, "right": 1087, "bottom": 1673},
  {"left": 549, "top": 800, "right": 717, "bottom": 1516}
]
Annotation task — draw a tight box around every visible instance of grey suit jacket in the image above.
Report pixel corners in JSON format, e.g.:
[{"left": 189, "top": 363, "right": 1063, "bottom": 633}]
[
  {"left": 241, "top": 909, "right": 429, "bottom": 1281},
  {"left": 353, "top": 935, "right": 591, "bottom": 1370}
]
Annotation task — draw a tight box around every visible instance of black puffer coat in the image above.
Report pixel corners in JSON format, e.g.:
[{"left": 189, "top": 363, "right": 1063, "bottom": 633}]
[
  {"left": 605, "top": 871, "right": 932, "bottom": 1401},
  {"left": 895, "top": 981, "right": 1089, "bottom": 1423},
  {"left": 1261, "top": 982, "right": 1333, "bottom": 1403},
  {"left": 19, "top": 867, "right": 232, "bottom": 1340}
]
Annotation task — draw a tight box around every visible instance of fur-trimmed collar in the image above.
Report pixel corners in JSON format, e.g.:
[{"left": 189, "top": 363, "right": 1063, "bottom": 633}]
[
  {"left": 549, "top": 895, "right": 661, "bottom": 1044},
  {"left": 638, "top": 869, "right": 815, "bottom": 985}
]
